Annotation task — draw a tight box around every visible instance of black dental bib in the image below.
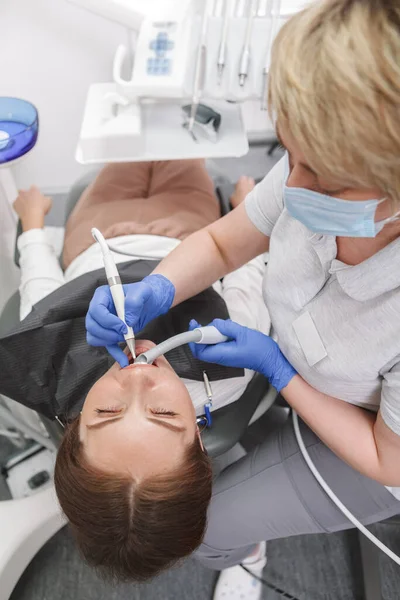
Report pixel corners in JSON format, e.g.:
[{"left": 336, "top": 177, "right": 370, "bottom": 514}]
[{"left": 0, "top": 260, "right": 243, "bottom": 421}]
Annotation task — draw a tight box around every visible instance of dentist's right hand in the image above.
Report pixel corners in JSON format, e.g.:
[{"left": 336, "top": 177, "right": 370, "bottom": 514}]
[{"left": 86, "top": 274, "right": 175, "bottom": 366}]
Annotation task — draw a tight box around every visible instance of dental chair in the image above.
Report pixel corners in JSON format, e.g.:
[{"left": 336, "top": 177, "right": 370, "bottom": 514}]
[
  {"left": 1, "top": 167, "right": 393, "bottom": 600},
  {"left": 0, "top": 166, "right": 275, "bottom": 600}
]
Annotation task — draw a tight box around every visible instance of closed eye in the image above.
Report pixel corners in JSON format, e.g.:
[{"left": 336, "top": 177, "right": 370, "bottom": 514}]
[
  {"left": 315, "top": 183, "right": 348, "bottom": 196},
  {"left": 150, "top": 408, "right": 178, "bottom": 417},
  {"left": 95, "top": 407, "right": 122, "bottom": 415}
]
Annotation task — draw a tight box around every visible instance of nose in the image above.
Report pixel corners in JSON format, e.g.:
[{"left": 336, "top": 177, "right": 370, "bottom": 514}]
[
  {"left": 121, "top": 365, "right": 156, "bottom": 392},
  {"left": 286, "top": 163, "right": 314, "bottom": 190}
]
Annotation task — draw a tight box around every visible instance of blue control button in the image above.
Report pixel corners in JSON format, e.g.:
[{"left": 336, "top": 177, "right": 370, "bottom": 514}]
[
  {"left": 147, "top": 31, "right": 174, "bottom": 75},
  {"left": 147, "top": 57, "right": 171, "bottom": 76}
]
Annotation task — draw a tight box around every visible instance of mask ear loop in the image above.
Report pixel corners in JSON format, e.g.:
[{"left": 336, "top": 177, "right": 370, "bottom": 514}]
[{"left": 376, "top": 198, "right": 400, "bottom": 229}]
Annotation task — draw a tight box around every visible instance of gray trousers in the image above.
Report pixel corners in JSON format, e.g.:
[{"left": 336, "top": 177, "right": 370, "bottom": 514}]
[{"left": 196, "top": 415, "right": 400, "bottom": 570}]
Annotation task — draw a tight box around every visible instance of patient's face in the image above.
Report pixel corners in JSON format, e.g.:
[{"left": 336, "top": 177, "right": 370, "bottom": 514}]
[{"left": 79, "top": 341, "right": 198, "bottom": 480}]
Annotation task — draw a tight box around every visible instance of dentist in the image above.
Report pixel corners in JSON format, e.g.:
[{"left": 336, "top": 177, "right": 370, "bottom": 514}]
[{"left": 86, "top": 1, "right": 400, "bottom": 598}]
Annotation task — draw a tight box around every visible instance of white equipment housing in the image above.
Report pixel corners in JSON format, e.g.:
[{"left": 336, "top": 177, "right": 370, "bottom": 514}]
[{"left": 69, "top": 0, "right": 306, "bottom": 164}]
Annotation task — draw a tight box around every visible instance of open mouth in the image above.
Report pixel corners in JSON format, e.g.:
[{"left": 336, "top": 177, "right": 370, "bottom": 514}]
[{"left": 125, "top": 347, "right": 160, "bottom": 369}]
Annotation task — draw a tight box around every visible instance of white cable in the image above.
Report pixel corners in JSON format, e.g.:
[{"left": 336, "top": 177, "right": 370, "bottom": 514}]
[{"left": 292, "top": 410, "right": 400, "bottom": 566}]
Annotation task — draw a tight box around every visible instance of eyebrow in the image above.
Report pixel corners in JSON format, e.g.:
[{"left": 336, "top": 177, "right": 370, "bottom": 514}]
[
  {"left": 147, "top": 417, "right": 186, "bottom": 434},
  {"left": 86, "top": 416, "right": 123, "bottom": 430},
  {"left": 86, "top": 415, "right": 185, "bottom": 434}
]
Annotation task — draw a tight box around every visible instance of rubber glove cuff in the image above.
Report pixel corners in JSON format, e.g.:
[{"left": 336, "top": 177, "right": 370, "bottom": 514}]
[
  {"left": 141, "top": 274, "right": 175, "bottom": 315},
  {"left": 261, "top": 341, "right": 297, "bottom": 393}
]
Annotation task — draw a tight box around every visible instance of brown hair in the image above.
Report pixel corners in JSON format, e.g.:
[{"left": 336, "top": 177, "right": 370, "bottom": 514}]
[{"left": 54, "top": 418, "right": 212, "bottom": 582}]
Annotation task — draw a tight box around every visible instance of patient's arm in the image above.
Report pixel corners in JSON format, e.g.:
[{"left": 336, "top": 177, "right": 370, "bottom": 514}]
[{"left": 13, "top": 187, "right": 65, "bottom": 320}]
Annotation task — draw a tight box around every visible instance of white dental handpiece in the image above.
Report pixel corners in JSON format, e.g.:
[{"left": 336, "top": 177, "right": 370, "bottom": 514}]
[{"left": 91, "top": 228, "right": 136, "bottom": 359}]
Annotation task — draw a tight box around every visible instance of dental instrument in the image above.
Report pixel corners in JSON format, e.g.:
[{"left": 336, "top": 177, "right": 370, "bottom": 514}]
[
  {"left": 187, "top": 0, "right": 211, "bottom": 141},
  {"left": 216, "top": 0, "right": 233, "bottom": 86},
  {"left": 134, "top": 326, "right": 228, "bottom": 365},
  {"left": 261, "top": 0, "right": 281, "bottom": 110},
  {"left": 202, "top": 370, "right": 214, "bottom": 426},
  {"left": 196, "top": 371, "right": 214, "bottom": 430},
  {"left": 238, "top": 0, "right": 257, "bottom": 87},
  {"left": 235, "top": 0, "right": 247, "bottom": 18},
  {"left": 182, "top": 103, "right": 222, "bottom": 143},
  {"left": 91, "top": 228, "right": 136, "bottom": 359},
  {"left": 213, "top": 0, "right": 225, "bottom": 17},
  {"left": 257, "top": 0, "right": 268, "bottom": 17}
]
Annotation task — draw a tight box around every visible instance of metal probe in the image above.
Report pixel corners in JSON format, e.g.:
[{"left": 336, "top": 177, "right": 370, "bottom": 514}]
[
  {"left": 261, "top": 0, "right": 281, "bottom": 110},
  {"left": 257, "top": 0, "right": 269, "bottom": 17},
  {"left": 216, "top": 0, "right": 233, "bottom": 85},
  {"left": 238, "top": 0, "right": 257, "bottom": 87},
  {"left": 188, "top": 0, "right": 211, "bottom": 140}
]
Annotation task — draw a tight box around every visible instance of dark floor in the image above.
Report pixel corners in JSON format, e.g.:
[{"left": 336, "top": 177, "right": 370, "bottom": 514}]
[{"left": 8, "top": 508, "right": 400, "bottom": 600}]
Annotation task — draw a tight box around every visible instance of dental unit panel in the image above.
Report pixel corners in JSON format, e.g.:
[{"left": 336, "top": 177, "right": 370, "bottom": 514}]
[{"left": 70, "top": 0, "right": 304, "bottom": 164}]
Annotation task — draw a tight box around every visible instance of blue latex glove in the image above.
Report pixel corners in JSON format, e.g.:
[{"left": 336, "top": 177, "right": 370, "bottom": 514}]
[
  {"left": 189, "top": 318, "right": 297, "bottom": 393},
  {"left": 86, "top": 274, "right": 175, "bottom": 367}
]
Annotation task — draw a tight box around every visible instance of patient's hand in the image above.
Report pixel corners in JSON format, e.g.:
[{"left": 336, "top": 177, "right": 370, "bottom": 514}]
[
  {"left": 230, "top": 176, "right": 256, "bottom": 209},
  {"left": 13, "top": 186, "right": 52, "bottom": 231}
]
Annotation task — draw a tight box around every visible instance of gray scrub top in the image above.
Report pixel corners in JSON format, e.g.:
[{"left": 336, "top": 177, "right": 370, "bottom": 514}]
[{"left": 245, "top": 157, "right": 400, "bottom": 436}]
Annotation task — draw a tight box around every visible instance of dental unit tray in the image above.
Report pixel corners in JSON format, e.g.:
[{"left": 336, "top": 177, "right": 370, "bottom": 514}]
[
  {"left": 72, "top": 0, "right": 301, "bottom": 164},
  {"left": 134, "top": 327, "right": 228, "bottom": 365},
  {"left": 76, "top": 85, "right": 248, "bottom": 164}
]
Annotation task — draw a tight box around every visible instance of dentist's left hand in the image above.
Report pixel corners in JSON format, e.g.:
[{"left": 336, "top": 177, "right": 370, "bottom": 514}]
[{"left": 189, "top": 318, "right": 297, "bottom": 393}]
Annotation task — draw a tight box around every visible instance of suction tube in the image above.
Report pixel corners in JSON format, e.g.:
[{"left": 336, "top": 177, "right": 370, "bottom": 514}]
[{"left": 134, "top": 326, "right": 228, "bottom": 365}]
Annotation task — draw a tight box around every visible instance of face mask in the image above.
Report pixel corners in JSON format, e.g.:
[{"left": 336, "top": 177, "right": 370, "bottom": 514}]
[{"left": 284, "top": 186, "right": 399, "bottom": 238}]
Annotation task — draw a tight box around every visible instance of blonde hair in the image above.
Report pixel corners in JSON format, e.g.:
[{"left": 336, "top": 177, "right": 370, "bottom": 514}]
[{"left": 268, "top": 0, "right": 400, "bottom": 205}]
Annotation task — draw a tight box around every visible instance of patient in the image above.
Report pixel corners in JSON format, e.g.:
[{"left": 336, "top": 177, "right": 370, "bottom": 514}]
[{"left": 12, "top": 160, "right": 270, "bottom": 581}]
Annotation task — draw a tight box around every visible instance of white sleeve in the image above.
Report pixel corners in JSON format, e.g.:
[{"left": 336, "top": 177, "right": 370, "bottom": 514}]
[
  {"left": 18, "top": 229, "right": 65, "bottom": 321},
  {"left": 221, "top": 255, "right": 271, "bottom": 335},
  {"left": 381, "top": 361, "right": 400, "bottom": 436},
  {"left": 245, "top": 156, "right": 286, "bottom": 237}
]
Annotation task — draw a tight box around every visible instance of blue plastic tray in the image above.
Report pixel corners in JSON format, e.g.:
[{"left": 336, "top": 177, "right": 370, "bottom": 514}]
[{"left": 0, "top": 97, "right": 39, "bottom": 164}]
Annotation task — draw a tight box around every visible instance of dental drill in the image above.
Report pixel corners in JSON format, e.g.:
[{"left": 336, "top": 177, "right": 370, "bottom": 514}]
[
  {"left": 261, "top": 0, "right": 281, "bottom": 109},
  {"left": 216, "top": 0, "right": 233, "bottom": 85},
  {"left": 188, "top": 0, "right": 211, "bottom": 140},
  {"left": 238, "top": 0, "right": 257, "bottom": 87},
  {"left": 134, "top": 326, "right": 228, "bottom": 364},
  {"left": 91, "top": 228, "right": 136, "bottom": 359}
]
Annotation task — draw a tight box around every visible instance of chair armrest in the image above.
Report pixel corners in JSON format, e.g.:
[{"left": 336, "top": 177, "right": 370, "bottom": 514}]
[
  {"left": 14, "top": 219, "right": 23, "bottom": 268},
  {"left": 0, "top": 291, "right": 21, "bottom": 336},
  {"left": 215, "top": 182, "right": 235, "bottom": 216},
  {"left": 202, "top": 373, "right": 270, "bottom": 458},
  {"left": 40, "top": 415, "right": 65, "bottom": 447}
]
